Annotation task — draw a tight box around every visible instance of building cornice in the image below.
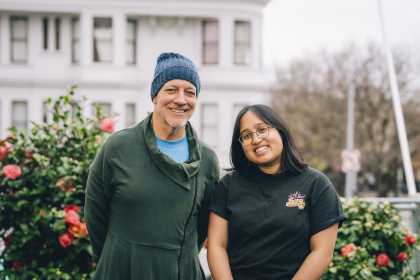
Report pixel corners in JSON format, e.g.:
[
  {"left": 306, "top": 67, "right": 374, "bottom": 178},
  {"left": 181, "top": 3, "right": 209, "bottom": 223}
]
[{"left": 0, "top": 0, "right": 268, "bottom": 17}]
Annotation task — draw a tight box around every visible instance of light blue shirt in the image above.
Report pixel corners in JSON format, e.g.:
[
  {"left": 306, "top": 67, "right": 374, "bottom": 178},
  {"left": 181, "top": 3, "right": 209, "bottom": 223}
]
[{"left": 156, "top": 136, "right": 189, "bottom": 163}]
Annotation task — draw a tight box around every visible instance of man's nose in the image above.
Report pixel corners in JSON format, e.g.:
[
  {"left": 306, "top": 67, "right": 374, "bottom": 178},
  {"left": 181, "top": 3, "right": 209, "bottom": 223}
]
[{"left": 173, "top": 90, "right": 187, "bottom": 104}]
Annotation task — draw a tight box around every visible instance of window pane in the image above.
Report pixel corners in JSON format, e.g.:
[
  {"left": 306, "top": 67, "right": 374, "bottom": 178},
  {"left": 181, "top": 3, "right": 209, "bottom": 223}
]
[
  {"left": 10, "top": 17, "right": 28, "bottom": 63},
  {"left": 55, "top": 18, "right": 61, "bottom": 50},
  {"left": 234, "top": 21, "right": 251, "bottom": 65},
  {"left": 71, "top": 17, "right": 80, "bottom": 39},
  {"left": 93, "top": 17, "right": 113, "bottom": 63},
  {"left": 201, "top": 104, "right": 218, "bottom": 148},
  {"left": 11, "top": 41, "right": 27, "bottom": 62},
  {"left": 42, "top": 17, "right": 49, "bottom": 50},
  {"left": 126, "top": 19, "right": 137, "bottom": 64},
  {"left": 12, "top": 101, "right": 28, "bottom": 132},
  {"left": 11, "top": 17, "right": 27, "bottom": 39},
  {"left": 92, "top": 102, "right": 112, "bottom": 117},
  {"left": 202, "top": 20, "right": 218, "bottom": 65},
  {"left": 71, "top": 18, "right": 80, "bottom": 63},
  {"left": 126, "top": 20, "right": 136, "bottom": 40},
  {"left": 125, "top": 103, "right": 136, "bottom": 128},
  {"left": 43, "top": 100, "right": 49, "bottom": 123}
]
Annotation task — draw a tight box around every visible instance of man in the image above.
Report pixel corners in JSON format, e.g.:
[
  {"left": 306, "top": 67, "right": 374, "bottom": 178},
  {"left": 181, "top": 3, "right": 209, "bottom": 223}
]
[{"left": 85, "top": 52, "right": 220, "bottom": 280}]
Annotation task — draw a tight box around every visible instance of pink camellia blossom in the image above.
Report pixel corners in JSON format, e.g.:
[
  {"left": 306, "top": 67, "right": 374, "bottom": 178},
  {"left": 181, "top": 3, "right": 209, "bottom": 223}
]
[
  {"left": 58, "top": 232, "right": 73, "bottom": 248},
  {"left": 2, "top": 164, "right": 22, "bottom": 180},
  {"left": 0, "top": 146, "right": 8, "bottom": 161},
  {"left": 340, "top": 243, "right": 357, "bottom": 257},
  {"left": 405, "top": 234, "right": 417, "bottom": 246},
  {"left": 376, "top": 253, "right": 390, "bottom": 267},
  {"left": 4, "top": 141, "right": 13, "bottom": 151},
  {"left": 65, "top": 209, "right": 81, "bottom": 226},
  {"left": 64, "top": 204, "right": 81, "bottom": 213},
  {"left": 396, "top": 252, "right": 408, "bottom": 262},
  {"left": 100, "top": 118, "right": 115, "bottom": 133}
]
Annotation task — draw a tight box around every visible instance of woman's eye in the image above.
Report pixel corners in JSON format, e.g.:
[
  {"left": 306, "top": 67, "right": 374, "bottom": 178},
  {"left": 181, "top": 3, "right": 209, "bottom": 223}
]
[
  {"left": 257, "top": 127, "right": 267, "bottom": 134},
  {"left": 243, "top": 134, "right": 251, "bottom": 140}
]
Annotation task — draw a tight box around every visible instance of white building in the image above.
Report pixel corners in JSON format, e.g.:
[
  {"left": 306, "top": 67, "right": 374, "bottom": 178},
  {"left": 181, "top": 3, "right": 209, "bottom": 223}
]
[{"left": 0, "top": 0, "right": 274, "bottom": 168}]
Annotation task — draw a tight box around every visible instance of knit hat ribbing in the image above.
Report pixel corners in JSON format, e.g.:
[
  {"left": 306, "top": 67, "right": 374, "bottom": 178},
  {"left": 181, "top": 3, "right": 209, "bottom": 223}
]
[{"left": 150, "top": 52, "right": 201, "bottom": 100}]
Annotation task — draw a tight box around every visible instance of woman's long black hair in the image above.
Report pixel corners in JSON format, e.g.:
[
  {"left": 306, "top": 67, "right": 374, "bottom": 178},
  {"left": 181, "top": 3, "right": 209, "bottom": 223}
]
[{"left": 230, "top": 104, "right": 306, "bottom": 176}]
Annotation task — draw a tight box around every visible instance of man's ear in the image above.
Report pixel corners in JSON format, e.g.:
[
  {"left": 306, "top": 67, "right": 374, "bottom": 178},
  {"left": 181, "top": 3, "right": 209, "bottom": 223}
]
[{"left": 152, "top": 96, "right": 157, "bottom": 105}]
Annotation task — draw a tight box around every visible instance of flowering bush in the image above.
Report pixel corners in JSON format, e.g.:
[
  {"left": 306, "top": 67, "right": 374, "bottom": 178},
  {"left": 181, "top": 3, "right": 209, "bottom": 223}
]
[
  {"left": 323, "top": 199, "right": 420, "bottom": 280},
  {"left": 0, "top": 88, "right": 114, "bottom": 279}
]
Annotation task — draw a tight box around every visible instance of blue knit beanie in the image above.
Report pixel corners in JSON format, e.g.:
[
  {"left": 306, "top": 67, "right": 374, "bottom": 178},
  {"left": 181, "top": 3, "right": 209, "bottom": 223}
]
[{"left": 151, "top": 52, "right": 201, "bottom": 100}]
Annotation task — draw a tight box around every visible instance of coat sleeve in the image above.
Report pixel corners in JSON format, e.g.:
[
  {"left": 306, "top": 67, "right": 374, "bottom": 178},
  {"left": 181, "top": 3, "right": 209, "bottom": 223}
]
[
  {"left": 84, "top": 142, "right": 113, "bottom": 261},
  {"left": 197, "top": 151, "right": 220, "bottom": 248}
]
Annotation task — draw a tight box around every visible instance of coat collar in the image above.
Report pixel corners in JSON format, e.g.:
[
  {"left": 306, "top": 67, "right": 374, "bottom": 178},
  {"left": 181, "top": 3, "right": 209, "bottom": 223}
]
[{"left": 139, "top": 113, "right": 201, "bottom": 190}]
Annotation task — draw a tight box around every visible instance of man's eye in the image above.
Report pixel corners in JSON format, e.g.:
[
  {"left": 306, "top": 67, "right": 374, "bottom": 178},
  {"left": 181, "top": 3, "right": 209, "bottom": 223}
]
[
  {"left": 185, "top": 91, "right": 196, "bottom": 97},
  {"left": 166, "top": 88, "right": 176, "bottom": 93}
]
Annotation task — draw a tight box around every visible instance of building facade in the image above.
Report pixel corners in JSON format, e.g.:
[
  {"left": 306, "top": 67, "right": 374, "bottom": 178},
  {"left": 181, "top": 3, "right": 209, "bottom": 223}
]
[{"left": 0, "top": 0, "right": 273, "bottom": 167}]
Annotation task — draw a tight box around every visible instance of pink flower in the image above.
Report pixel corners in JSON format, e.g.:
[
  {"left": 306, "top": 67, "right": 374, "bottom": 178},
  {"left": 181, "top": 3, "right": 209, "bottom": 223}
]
[
  {"left": 65, "top": 209, "right": 81, "bottom": 226},
  {"left": 58, "top": 233, "right": 73, "bottom": 248},
  {"left": 2, "top": 164, "right": 22, "bottom": 180},
  {"left": 397, "top": 252, "right": 408, "bottom": 262},
  {"left": 405, "top": 234, "right": 417, "bottom": 246},
  {"left": 100, "top": 118, "right": 115, "bottom": 133},
  {"left": 64, "top": 204, "right": 81, "bottom": 213},
  {"left": 376, "top": 253, "right": 390, "bottom": 267},
  {"left": 340, "top": 243, "right": 357, "bottom": 257},
  {"left": 0, "top": 146, "right": 8, "bottom": 161}
]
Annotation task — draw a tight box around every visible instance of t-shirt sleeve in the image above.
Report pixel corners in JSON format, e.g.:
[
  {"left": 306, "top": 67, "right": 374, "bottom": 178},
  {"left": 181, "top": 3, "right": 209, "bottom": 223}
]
[
  {"left": 209, "top": 178, "right": 229, "bottom": 220},
  {"left": 309, "top": 174, "right": 345, "bottom": 236}
]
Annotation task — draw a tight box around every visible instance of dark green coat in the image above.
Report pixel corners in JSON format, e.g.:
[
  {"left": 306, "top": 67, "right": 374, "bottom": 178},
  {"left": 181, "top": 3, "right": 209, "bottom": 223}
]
[{"left": 84, "top": 114, "right": 219, "bottom": 280}]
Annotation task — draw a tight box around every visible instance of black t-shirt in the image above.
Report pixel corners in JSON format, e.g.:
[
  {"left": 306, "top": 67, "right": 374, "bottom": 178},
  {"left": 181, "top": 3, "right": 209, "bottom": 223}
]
[{"left": 209, "top": 166, "right": 345, "bottom": 280}]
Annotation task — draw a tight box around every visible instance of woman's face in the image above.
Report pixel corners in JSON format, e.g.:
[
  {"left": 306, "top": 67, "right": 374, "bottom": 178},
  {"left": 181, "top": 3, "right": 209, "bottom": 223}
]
[{"left": 239, "top": 111, "right": 283, "bottom": 174}]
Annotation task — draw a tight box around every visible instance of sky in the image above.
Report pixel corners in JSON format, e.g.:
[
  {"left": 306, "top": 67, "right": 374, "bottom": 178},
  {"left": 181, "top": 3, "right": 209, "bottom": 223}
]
[{"left": 262, "top": 0, "right": 420, "bottom": 67}]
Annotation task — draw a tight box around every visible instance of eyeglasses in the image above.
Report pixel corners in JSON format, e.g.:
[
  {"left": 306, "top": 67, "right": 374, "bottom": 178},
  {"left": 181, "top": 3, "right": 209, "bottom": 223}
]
[{"left": 238, "top": 125, "right": 272, "bottom": 145}]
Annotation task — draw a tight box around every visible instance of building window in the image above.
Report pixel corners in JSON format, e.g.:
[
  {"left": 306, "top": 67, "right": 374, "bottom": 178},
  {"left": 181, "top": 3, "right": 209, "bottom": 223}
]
[
  {"left": 202, "top": 19, "right": 218, "bottom": 65},
  {"left": 125, "top": 103, "right": 136, "bottom": 128},
  {"left": 71, "top": 17, "right": 80, "bottom": 63},
  {"left": 234, "top": 20, "right": 252, "bottom": 65},
  {"left": 42, "top": 17, "right": 49, "bottom": 50},
  {"left": 126, "top": 19, "right": 137, "bottom": 65},
  {"left": 92, "top": 102, "right": 112, "bottom": 118},
  {"left": 10, "top": 16, "right": 28, "bottom": 63},
  {"left": 93, "top": 17, "right": 113, "bottom": 63},
  {"left": 42, "top": 100, "right": 49, "bottom": 123},
  {"left": 54, "top": 18, "right": 61, "bottom": 50},
  {"left": 12, "top": 101, "right": 28, "bottom": 132},
  {"left": 201, "top": 104, "right": 218, "bottom": 148}
]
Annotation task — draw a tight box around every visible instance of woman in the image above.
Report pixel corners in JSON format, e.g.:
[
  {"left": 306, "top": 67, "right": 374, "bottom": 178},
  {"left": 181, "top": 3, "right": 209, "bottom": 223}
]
[{"left": 207, "top": 105, "right": 345, "bottom": 280}]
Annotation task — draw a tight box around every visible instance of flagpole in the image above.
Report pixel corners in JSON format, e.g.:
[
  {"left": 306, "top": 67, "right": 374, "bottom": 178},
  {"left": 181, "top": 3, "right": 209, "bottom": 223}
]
[{"left": 377, "top": 0, "right": 417, "bottom": 195}]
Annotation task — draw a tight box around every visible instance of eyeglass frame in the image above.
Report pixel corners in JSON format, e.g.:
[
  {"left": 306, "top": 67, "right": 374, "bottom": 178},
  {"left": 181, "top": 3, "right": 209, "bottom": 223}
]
[{"left": 238, "top": 125, "right": 273, "bottom": 145}]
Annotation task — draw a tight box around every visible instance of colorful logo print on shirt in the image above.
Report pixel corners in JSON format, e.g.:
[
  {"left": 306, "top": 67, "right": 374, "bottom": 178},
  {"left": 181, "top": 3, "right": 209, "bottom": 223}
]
[{"left": 285, "top": 192, "right": 306, "bottom": 210}]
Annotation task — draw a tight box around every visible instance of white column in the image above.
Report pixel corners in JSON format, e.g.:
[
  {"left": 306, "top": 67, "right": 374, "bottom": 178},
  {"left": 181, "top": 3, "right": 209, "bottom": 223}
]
[
  {"left": 252, "top": 17, "right": 262, "bottom": 69},
  {"left": 113, "top": 13, "right": 125, "bottom": 67},
  {"left": 0, "top": 14, "right": 10, "bottom": 64},
  {"left": 219, "top": 16, "right": 233, "bottom": 68},
  {"left": 61, "top": 17, "right": 71, "bottom": 62},
  {"left": 80, "top": 12, "right": 92, "bottom": 66}
]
